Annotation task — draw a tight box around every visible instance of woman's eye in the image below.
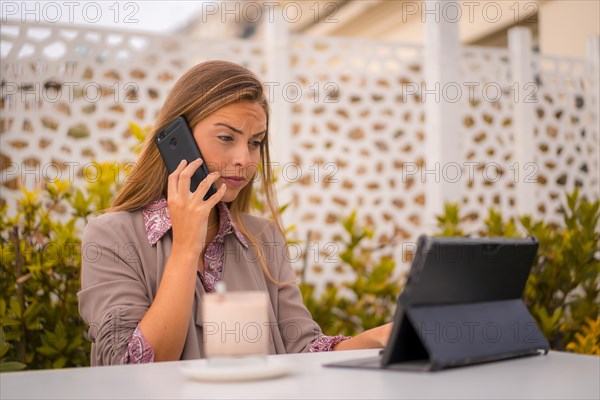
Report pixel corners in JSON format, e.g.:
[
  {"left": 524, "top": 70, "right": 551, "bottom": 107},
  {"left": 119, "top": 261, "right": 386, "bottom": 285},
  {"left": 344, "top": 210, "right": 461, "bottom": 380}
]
[
  {"left": 249, "top": 140, "right": 263, "bottom": 148},
  {"left": 218, "top": 135, "right": 233, "bottom": 142}
]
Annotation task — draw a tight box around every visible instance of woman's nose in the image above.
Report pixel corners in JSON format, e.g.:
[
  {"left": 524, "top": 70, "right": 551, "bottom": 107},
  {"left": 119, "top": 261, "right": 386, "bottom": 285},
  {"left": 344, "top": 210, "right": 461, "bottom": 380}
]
[{"left": 232, "top": 143, "right": 251, "bottom": 167}]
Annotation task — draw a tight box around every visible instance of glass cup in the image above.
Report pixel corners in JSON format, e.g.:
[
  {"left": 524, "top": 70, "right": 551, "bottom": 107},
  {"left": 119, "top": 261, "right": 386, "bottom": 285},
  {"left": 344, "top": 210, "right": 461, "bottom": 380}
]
[{"left": 202, "top": 291, "right": 270, "bottom": 362}]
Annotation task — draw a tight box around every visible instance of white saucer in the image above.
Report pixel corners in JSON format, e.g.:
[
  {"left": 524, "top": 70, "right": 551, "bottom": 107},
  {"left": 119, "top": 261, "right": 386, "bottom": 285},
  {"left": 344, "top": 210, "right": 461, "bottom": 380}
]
[{"left": 180, "top": 357, "right": 292, "bottom": 382}]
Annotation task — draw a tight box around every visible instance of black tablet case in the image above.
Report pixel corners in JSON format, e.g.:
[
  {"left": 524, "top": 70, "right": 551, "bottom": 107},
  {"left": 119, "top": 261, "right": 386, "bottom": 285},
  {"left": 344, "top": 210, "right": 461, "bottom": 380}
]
[{"left": 328, "top": 236, "right": 550, "bottom": 371}]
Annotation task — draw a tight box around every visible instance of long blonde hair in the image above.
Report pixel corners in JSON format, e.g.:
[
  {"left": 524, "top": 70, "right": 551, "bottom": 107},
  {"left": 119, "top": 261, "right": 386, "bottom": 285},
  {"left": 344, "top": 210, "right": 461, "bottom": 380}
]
[{"left": 111, "top": 60, "right": 283, "bottom": 283}]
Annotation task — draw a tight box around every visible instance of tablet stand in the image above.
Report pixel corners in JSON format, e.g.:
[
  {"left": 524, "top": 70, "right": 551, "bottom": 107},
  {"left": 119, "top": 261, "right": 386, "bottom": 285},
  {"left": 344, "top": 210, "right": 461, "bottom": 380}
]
[{"left": 384, "top": 297, "right": 550, "bottom": 370}]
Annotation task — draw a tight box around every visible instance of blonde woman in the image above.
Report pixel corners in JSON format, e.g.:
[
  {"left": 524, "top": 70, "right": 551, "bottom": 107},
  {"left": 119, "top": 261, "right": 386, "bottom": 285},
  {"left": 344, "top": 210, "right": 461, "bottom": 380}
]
[{"left": 78, "top": 60, "right": 391, "bottom": 365}]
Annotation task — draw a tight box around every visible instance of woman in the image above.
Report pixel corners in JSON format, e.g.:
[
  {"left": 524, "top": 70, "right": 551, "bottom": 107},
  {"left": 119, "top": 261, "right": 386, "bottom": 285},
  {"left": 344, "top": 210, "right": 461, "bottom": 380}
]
[{"left": 78, "top": 60, "right": 391, "bottom": 365}]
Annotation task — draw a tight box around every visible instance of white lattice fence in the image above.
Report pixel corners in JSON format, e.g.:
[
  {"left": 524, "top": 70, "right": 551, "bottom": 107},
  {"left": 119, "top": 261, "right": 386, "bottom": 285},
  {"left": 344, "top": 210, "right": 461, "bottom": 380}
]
[
  {"left": 0, "top": 21, "right": 266, "bottom": 198},
  {"left": 458, "top": 46, "right": 517, "bottom": 231},
  {"left": 287, "top": 35, "right": 426, "bottom": 285},
  {"left": 531, "top": 54, "right": 599, "bottom": 226},
  {"left": 1, "top": 21, "right": 598, "bottom": 292}
]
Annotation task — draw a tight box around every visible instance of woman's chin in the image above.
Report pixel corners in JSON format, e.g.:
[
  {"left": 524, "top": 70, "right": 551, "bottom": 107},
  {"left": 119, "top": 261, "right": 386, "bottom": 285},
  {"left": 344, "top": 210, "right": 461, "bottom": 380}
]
[{"left": 220, "top": 188, "right": 241, "bottom": 203}]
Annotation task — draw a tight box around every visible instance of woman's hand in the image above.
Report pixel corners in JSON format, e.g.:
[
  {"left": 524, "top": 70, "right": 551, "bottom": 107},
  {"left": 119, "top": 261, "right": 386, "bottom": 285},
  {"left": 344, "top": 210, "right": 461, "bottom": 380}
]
[
  {"left": 167, "top": 158, "right": 227, "bottom": 256},
  {"left": 364, "top": 322, "right": 393, "bottom": 347},
  {"left": 333, "top": 323, "right": 394, "bottom": 351},
  {"left": 139, "top": 158, "right": 226, "bottom": 361}
]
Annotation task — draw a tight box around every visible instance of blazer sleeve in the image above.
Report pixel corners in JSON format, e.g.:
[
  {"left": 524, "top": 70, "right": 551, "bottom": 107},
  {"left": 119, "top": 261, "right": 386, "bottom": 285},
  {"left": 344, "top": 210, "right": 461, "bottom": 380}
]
[
  {"left": 78, "top": 215, "right": 150, "bottom": 366},
  {"left": 269, "top": 224, "right": 323, "bottom": 353}
]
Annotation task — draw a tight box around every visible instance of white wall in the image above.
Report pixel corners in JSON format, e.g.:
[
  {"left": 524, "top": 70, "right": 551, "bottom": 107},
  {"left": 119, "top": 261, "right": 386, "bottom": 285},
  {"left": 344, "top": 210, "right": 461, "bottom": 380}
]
[
  {"left": 303, "top": 0, "right": 598, "bottom": 57},
  {"left": 539, "top": 0, "right": 600, "bottom": 57}
]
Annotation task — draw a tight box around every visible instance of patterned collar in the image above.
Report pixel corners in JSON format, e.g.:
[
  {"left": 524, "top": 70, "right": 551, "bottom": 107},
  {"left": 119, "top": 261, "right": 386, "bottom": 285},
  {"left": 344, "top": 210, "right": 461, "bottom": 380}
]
[{"left": 142, "top": 197, "right": 248, "bottom": 248}]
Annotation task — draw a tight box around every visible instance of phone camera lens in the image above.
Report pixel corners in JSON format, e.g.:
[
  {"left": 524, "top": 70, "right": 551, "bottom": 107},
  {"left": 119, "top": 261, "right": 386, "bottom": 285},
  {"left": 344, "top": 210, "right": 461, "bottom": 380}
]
[{"left": 170, "top": 138, "right": 177, "bottom": 149}]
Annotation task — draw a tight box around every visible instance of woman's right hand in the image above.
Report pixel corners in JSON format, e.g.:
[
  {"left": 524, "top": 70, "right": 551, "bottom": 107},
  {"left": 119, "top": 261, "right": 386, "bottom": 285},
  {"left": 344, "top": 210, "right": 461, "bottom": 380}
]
[
  {"left": 167, "top": 158, "right": 227, "bottom": 257},
  {"left": 140, "top": 159, "right": 225, "bottom": 361}
]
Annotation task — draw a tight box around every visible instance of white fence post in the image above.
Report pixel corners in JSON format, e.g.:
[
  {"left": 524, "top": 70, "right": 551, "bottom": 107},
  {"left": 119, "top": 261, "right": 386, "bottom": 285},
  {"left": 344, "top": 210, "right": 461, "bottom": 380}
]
[
  {"left": 424, "top": 0, "right": 461, "bottom": 232},
  {"left": 509, "top": 27, "right": 536, "bottom": 217},
  {"left": 586, "top": 35, "right": 600, "bottom": 202},
  {"left": 264, "top": 9, "right": 293, "bottom": 212},
  {"left": 586, "top": 35, "right": 599, "bottom": 113}
]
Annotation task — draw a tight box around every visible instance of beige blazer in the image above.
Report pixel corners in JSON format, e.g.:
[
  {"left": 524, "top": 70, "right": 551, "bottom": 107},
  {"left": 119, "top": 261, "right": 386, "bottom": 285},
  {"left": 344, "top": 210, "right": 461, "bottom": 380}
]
[{"left": 78, "top": 210, "right": 322, "bottom": 366}]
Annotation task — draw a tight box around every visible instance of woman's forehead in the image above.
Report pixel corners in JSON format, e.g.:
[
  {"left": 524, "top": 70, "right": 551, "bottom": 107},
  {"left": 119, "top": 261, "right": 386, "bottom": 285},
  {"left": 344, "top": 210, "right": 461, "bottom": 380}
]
[{"left": 207, "top": 103, "right": 267, "bottom": 125}]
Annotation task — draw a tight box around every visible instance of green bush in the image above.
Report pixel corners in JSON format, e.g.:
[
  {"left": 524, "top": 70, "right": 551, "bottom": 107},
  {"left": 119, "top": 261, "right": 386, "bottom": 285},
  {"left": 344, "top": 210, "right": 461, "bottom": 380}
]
[
  {"left": 300, "top": 189, "right": 599, "bottom": 355},
  {"left": 1, "top": 121, "right": 597, "bottom": 371},
  {"left": 434, "top": 189, "right": 599, "bottom": 354},
  {"left": 298, "top": 211, "right": 401, "bottom": 336},
  {"left": 0, "top": 163, "right": 126, "bottom": 371}
]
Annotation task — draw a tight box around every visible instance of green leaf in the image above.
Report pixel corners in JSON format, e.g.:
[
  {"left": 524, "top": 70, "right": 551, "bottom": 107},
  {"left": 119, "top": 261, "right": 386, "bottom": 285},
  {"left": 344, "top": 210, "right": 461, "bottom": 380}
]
[
  {"left": 8, "top": 298, "right": 22, "bottom": 319},
  {"left": 70, "top": 189, "right": 93, "bottom": 219},
  {"left": 0, "top": 317, "right": 20, "bottom": 327},
  {"left": 53, "top": 357, "right": 67, "bottom": 369},
  {"left": 23, "top": 302, "right": 42, "bottom": 327},
  {"left": 36, "top": 345, "right": 59, "bottom": 357},
  {"left": 0, "top": 361, "right": 27, "bottom": 372},
  {"left": 0, "top": 298, "right": 7, "bottom": 316},
  {"left": 0, "top": 343, "right": 9, "bottom": 358},
  {"left": 0, "top": 327, "right": 9, "bottom": 358},
  {"left": 128, "top": 122, "right": 148, "bottom": 143}
]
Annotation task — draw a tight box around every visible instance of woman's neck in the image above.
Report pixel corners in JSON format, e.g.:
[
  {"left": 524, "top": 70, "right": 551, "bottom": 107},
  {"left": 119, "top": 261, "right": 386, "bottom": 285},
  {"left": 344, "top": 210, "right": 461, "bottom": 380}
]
[
  {"left": 206, "top": 206, "right": 219, "bottom": 244},
  {"left": 199, "top": 207, "right": 220, "bottom": 269},
  {"left": 208, "top": 206, "right": 218, "bottom": 227}
]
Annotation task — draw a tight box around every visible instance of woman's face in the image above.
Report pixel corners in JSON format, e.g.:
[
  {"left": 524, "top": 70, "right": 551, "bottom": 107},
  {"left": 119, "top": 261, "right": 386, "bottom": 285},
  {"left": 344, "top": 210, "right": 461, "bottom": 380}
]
[{"left": 192, "top": 102, "right": 267, "bottom": 203}]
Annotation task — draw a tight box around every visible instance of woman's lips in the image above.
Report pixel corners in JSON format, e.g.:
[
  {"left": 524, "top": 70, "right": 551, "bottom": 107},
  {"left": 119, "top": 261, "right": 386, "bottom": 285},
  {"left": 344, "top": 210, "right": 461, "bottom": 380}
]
[{"left": 221, "top": 177, "right": 246, "bottom": 188}]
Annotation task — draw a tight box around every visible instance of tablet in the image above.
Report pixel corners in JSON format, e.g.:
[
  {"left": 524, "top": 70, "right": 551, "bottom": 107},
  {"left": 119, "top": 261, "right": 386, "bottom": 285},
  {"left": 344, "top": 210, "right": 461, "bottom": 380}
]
[{"left": 325, "top": 235, "right": 550, "bottom": 371}]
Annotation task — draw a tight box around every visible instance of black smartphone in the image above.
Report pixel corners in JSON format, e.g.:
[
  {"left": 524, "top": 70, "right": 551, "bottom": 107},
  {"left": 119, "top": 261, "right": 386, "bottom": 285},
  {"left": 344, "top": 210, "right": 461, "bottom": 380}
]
[{"left": 155, "top": 116, "right": 217, "bottom": 200}]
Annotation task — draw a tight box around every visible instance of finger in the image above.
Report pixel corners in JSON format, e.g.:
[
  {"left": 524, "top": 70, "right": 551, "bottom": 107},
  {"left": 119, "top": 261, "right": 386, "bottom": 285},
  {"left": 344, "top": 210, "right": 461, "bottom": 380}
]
[
  {"left": 168, "top": 159, "right": 187, "bottom": 199},
  {"left": 204, "top": 182, "right": 228, "bottom": 207},
  {"left": 192, "top": 170, "right": 221, "bottom": 201},
  {"left": 178, "top": 158, "right": 203, "bottom": 195}
]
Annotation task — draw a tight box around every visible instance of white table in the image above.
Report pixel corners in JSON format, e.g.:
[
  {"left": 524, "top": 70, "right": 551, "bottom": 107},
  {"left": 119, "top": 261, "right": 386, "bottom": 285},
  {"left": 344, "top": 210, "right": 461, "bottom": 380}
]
[{"left": 1, "top": 349, "right": 599, "bottom": 399}]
